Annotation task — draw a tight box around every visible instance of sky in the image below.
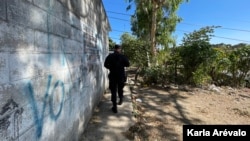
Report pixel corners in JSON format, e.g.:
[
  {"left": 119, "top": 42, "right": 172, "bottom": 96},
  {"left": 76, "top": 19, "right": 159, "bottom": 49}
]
[{"left": 102, "top": 0, "right": 250, "bottom": 46}]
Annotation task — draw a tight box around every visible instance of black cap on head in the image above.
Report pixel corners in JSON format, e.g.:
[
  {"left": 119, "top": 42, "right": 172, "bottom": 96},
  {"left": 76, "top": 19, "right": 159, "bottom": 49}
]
[{"left": 114, "top": 44, "right": 121, "bottom": 49}]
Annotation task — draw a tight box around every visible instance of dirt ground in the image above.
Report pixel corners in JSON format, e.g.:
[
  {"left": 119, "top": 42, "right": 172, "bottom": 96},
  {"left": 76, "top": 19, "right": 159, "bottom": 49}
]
[{"left": 126, "top": 75, "right": 250, "bottom": 141}]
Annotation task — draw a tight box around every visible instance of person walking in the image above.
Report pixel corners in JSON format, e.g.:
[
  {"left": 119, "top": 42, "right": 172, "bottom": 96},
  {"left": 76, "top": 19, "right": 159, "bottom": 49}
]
[{"left": 104, "top": 44, "right": 130, "bottom": 113}]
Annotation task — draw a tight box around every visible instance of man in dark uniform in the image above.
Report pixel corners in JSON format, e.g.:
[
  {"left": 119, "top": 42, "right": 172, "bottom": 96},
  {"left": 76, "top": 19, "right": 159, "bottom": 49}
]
[{"left": 104, "top": 44, "right": 130, "bottom": 113}]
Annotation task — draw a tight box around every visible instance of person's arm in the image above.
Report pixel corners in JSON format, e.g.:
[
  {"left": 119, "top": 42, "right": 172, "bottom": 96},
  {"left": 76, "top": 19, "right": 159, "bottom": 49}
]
[
  {"left": 123, "top": 55, "right": 130, "bottom": 67},
  {"left": 104, "top": 55, "right": 111, "bottom": 69}
]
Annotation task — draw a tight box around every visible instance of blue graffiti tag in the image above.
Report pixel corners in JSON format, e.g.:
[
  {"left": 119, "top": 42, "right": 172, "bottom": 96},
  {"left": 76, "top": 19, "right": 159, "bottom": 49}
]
[{"left": 25, "top": 75, "right": 65, "bottom": 138}]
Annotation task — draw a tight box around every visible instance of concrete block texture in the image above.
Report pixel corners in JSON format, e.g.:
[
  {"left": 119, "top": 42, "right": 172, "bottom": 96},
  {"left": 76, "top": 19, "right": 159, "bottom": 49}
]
[
  {"left": 0, "top": 0, "right": 110, "bottom": 141},
  {"left": 0, "top": 21, "right": 35, "bottom": 52},
  {"left": 0, "top": 53, "right": 9, "bottom": 84},
  {"left": 47, "top": 15, "right": 71, "bottom": 38},
  {"left": 7, "top": 0, "right": 48, "bottom": 32},
  {"left": 0, "top": 0, "right": 6, "bottom": 20}
]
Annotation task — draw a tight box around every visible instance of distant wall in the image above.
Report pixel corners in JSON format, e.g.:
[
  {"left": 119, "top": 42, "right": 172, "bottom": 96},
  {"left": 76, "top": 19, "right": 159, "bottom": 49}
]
[{"left": 0, "top": 0, "right": 110, "bottom": 140}]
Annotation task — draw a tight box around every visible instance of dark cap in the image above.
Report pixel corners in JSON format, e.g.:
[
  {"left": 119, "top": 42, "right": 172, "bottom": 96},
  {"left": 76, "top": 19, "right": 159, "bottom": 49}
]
[{"left": 114, "top": 44, "right": 121, "bottom": 49}]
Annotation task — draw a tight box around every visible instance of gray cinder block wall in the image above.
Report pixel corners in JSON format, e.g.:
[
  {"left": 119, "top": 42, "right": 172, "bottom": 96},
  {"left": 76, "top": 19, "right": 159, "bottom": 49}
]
[{"left": 0, "top": 0, "right": 110, "bottom": 140}]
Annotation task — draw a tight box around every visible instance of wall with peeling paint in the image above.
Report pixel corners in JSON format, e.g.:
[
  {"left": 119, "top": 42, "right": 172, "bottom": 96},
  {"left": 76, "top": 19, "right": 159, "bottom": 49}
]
[{"left": 0, "top": 0, "right": 110, "bottom": 140}]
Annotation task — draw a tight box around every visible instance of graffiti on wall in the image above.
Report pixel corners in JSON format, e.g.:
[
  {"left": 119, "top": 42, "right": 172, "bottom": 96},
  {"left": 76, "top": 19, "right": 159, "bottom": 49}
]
[
  {"left": 83, "top": 25, "right": 100, "bottom": 64},
  {"left": 25, "top": 75, "right": 65, "bottom": 138},
  {"left": 82, "top": 24, "right": 103, "bottom": 88},
  {"left": 0, "top": 0, "right": 108, "bottom": 140},
  {"left": 24, "top": 26, "right": 102, "bottom": 137},
  {"left": 0, "top": 99, "right": 23, "bottom": 140}
]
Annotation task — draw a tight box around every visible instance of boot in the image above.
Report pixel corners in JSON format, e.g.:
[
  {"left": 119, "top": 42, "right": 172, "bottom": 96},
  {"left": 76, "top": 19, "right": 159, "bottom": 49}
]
[
  {"left": 118, "top": 98, "right": 123, "bottom": 105},
  {"left": 112, "top": 102, "right": 117, "bottom": 113}
]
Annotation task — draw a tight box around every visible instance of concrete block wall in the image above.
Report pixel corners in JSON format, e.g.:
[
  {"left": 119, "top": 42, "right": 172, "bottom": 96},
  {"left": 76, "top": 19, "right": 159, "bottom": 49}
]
[{"left": 0, "top": 0, "right": 110, "bottom": 140}]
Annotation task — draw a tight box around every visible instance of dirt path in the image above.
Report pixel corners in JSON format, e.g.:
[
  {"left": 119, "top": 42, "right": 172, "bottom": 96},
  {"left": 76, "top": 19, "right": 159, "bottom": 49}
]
[{"left": 128, "top": 84, "right": 250, "bottom": 141}]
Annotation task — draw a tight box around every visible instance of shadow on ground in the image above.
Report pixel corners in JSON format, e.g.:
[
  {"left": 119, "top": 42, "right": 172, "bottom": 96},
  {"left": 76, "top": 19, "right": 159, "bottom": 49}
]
[
  {"left": 79, "top": 85, "right": 135, "bottom": 141},
  {"left": 128, "top": 80, "right": 203, "bottom": 141}
]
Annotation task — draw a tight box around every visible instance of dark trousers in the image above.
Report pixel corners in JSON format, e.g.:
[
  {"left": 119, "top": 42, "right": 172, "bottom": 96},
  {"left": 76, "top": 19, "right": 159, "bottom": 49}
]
[{"left": 109, "top": 78, "right": 124, "bottom": 106}]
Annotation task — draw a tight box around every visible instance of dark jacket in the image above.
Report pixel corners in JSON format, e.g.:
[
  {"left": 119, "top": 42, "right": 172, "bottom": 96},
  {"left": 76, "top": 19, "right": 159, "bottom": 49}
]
[{"left": 104, "top": 51, "right": 130, "bottom": 81}]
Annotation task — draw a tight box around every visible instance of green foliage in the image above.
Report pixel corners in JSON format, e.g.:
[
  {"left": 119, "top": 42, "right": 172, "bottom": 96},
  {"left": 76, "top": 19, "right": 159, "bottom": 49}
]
[
  {"left": 208, "top": 48, "right": 231, "bottom": 85},
  {"left": 227, "top": 45, "right": 250, "bottom": 87},
  {"left": 132, "top": 24, "right": 250, "bottom": 88},
  {"left": 128, "top": 0, "right": 188, "bottom": 62},
  {"left": 166, "top": 47, "right": 185, "bottom": 84},
  {"left": 109, "top": 37, "right": 116, "bottom": 50},
  {"left": 192, "top": 66, "right": 212, "bottom": 86},
  {"left": 140, "top": 66, "right": 168, "bottom": 86},
  {"left": 182, "top": 26, "right": 218, "bottom": 46},
  {"left": 120, "top": 33, "right": 150, "bottom": 67},
  {"left": 178, "top": 26, "right": 217, "bottom": 84},
  {"left": 124, "top": 1, "right": 249, "bottom": 88},
  {"left": 156, "top": 47, "right": 171, "bottom": 66}
]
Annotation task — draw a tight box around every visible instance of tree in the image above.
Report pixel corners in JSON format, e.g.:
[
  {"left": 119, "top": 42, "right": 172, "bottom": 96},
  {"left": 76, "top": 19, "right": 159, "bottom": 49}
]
[
  {"left": 228, "top": 45, "right": 250, "bottom": 87},
  {"left": 127, "top": 0, "right": 188, "bottom": 61},
  {"left": 178, "top": 26, "right": 217, "bottom": 84}
]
